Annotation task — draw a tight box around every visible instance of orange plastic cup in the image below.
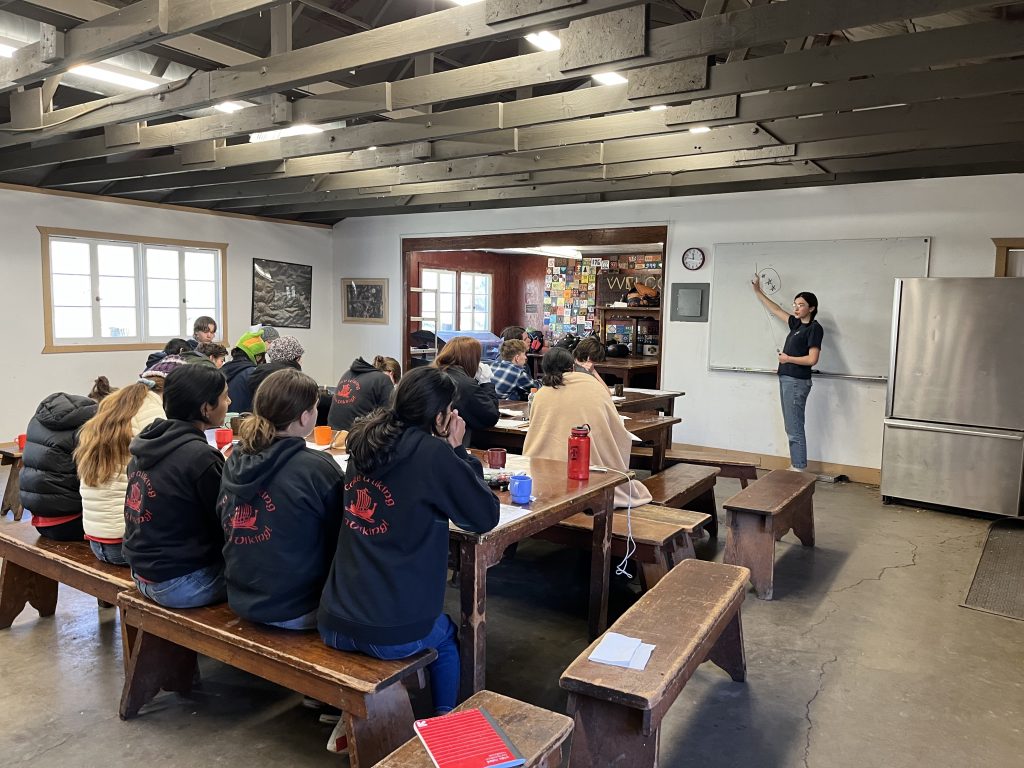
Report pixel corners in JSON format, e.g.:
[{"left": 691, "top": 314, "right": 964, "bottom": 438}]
[
  {"left": 313, "top": 425, "right": 333, "bottom": 445},
  {"left": 214, "top": 428, "right": 234, "bottom": 449}
]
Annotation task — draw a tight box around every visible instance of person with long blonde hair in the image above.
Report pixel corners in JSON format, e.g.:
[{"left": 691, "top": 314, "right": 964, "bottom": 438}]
[{"left": 74, "top": 359, "right": 181, "bottom": 564}]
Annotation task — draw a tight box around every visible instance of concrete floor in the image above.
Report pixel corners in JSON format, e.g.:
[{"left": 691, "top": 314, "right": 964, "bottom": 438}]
[{"left": 1, "top": 474, "right": 1022, "bottom": 767}]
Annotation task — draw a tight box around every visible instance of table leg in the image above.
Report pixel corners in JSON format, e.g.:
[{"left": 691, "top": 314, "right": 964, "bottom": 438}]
[
  {"left": 650, "top": 427, "right": 667, "bottom": 474},
  {"left": 458, "top": 542, "right": 489, "bottom": 699},
  {"left": 587, "top": 487, "right": 614, "bottom": 639},
  {"left": 2, "top": 459, "right": 23, "bottom": 521}
]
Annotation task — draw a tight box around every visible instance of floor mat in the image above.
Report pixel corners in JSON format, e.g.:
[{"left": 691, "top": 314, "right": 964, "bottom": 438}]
[{"left": 962, "top": 517, "right": 1024, "bottom": 621}]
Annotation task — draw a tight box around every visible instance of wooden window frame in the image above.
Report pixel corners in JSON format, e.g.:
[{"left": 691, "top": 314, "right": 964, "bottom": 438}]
[
  {"left": 39, "top": 226, "right": 229, "bottom": 354},
  {"left": 993, "top": 238, "right": 1024, "bottom": 277}
]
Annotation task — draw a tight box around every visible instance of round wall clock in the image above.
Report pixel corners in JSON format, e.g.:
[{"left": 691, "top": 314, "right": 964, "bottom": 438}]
[{"left": 682, "top": 247, "right": 705, "bottom": 271}]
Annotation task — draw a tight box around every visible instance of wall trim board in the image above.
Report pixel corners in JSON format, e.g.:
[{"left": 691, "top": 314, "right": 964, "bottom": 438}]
[
  {"left": 0, "top": 181, "right": 330, "bottom": 230},
  {"left": 401, "top": 225, "right": 668, "bottom": 252},
  {"left": 673, "top": 442, "right": 882, "bottom": 485}
]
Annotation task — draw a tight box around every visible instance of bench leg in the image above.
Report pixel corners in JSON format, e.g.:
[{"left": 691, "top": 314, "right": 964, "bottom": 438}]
[
  {"left": 2, "top": 467, "right": 24, "bottom": 520},
  {"left": 639, "top": 551, "right": 670, "bottom": 591},
  {"left": 692, "top": 489, "right": 719, "bottom": 539},
  {"left": 345, "top": 685, "right": 416, "bottom": 768},
  {"left": 791, "top": 499, "right": 815, "bottom": 547},
  {"left": 0, "top": 559, "right": 58, "bottom": 628},
  {"left": 119, "top": 630, "right": 197, "bottom": 719},
  {"left": 672, "top": 534, "right": 695, "bottom": 564},
  {"left": 724, "top": 511, "right": 776, "bottom": 600},
  {"left": 566, "top": 693, "right": 658, "bottom": 768},
  {"left": 706, "top": 611, "right": 746, "bottom": 682}
]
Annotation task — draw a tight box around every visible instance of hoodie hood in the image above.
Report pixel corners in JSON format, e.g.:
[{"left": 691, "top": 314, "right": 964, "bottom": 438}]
[
  {"left": 130, "top": 419, "right": 208, "bottom": 470},
  {"left": 33, "top": 392, "right": 98, "bottom": 431},
  {"left": 222, "top": 356, "right": 255, "bottom": 383},
  {"left": 350, "top": 357, "right": 376, "bottom": 375},
  {"left": 221, "top": 436, "right": 307, "bottom": 501}
]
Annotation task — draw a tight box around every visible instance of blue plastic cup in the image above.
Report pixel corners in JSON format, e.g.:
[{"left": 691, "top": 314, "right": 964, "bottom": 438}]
[{"left": 509, "top": 474, "right": 533, "bottom": 504}]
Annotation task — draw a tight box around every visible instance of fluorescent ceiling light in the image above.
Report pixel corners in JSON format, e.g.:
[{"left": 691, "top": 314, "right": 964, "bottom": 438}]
[
  {"left": 689, "top": 125, "right": 711, "bottom": 134},
  {"left": 0, "top": 43, "right": 16, "bottom": 58},
  {"left": 539, "top": 245, "right": 582, "bottom": 260},
  {"left": 592, "top": 71, "right": 627, "bottom": 86},
  {"left": 368, "top": 146, "right": 377, "bottom": 151},
  {"left": 69, "top": 64, "right": 162, "bottom": 91},
  {"left": 649, "top": 105, "right": 667, "bottom": 111},
  {"left": 525, "top": 31, "right": 561, "bottom": 51},
  {"left": 249, "top": 124, "right": 324, "bottom": 143},
  {"left": 214, "top": 101, "right": 248, "bottom": 113},
  {"left": 449, "top": 0, "right": 483, "bottom": 5}
]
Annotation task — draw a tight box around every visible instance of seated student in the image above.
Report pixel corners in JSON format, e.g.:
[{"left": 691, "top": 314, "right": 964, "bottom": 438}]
[
  {"left": 523, "top": 347, "right": 651, "bottom": 509},
  {"left": 75, "top": 358, "right": 182, "bottom": 565},
  {"left": 490, "top": 339, "right": 539, "bottom": 401},
  {"left": 191, "top": 341, "right": 228, "bottom": 368},
  {"left": 248, "top": 335, "right": 304, "bottom": 398},
  {"left": 144, "top": 337, "right": 190, "bottom": 371},
  {"left": 88, "top": 376, "right": 117, "bottom": 403},
  {"left": 123, "top": 365, "right": 231, "bottom": 608},
  {"left": 189, "top": 315, "right": 218, "bottom": 350},
  {"left": 573, "top": 336, "right": 607, "bottom": 384},
  {"left": 318, "top": 366, "right": 499, "bottom": 714},
  {"left": 220, "top": 369, "right": 344, "bottom": 630},
  {"left": 433, "top": 336, "right": 498, "bottom": 445},
  {"left": 222, "top": 330, "right": 267, "bottom": 414},
  {"left": 499, "top": 325, "right": 527, "bottom": 343},
  {"left": 373, "top": 355, "right": 402, "bottom": 384},
  {"left": 328, "top": 354, "right": 399, "bottom": 431},
  {"left": 20, "top": 392, "right": 99, "bottom": 541}
]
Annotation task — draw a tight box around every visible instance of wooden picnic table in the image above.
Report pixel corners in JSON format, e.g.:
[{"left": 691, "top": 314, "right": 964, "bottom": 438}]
[
  {"left": 0, "top": 442, "right": 24, "bottom": 521},
  {"left": 614, "top": 388, "right": 685, "bottom": 417},
  {"left": 591, "top": 357, "right": 660, "bottom": 388}
]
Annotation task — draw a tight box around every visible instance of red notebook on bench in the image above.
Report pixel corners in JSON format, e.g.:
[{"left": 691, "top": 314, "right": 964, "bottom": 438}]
[{"left": 413, "top": 707, "right": 525, "bottom": 768}]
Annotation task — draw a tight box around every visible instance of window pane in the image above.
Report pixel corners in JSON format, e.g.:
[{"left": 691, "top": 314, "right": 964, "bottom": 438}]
[
  {"left": 440, "top": 293, "right": 453, "bottom": 313},
  {"left": 148, "top": 307, "right": 182, "bottom": 337},
  {"left": 473, "top": 313, "right": 487, "bottom": 331},
  {"left": 146, "top": 247, "right": 179, "bottom": 279},
  {"left": 53, "top": 307, "right": 93, "bottom": 338},
  {"left": 147, "top": 278, "right": 180, "bottom": 308},
  {"left": 100, "top": 307, "right": 137, "bottom": 338},
  {"left": 186, "top": 280, "right": 216, "bottom": 308},
  {"left": 52, "top": 274, "right": 92, "bottom": 306},
  {"left": 184, "top": 251, "right": 216, "bottom": 281},
  {"left": 440, "top": 272, "right": 456, "bottom": 292},
  {"left": 51, "top": 240, "right": 90, "bottom": 274},
  {"left": 97, "top": 244, "right": 135, "bottom": 276},
  {"left": 421, "top": 292, "right": 435, "bottom": 314},
  {"left": 422, "top": 270, "right": 438, "bottom": 289},
  {"left": 475, "top": 274, "right": 489, "bottom": 293},
  {"left": 98, "top": 276, "right": 136, "bottom": 307},
  {"left": 440, "top": 313, "right": 455, "bottom": 332},
  {"left": 421, "top": 320, "right": 435, "bottom": 332},
  {"left": 460, "top": 296, "right": 473, "bottom": 314}
]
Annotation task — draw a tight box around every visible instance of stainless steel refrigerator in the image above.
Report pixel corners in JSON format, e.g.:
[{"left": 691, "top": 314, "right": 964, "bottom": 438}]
[{"left": 881, "top": 278, "right": 1024, "bottom": 517}]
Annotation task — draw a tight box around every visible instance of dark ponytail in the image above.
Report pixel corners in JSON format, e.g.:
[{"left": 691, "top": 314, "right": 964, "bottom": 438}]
[
  {"left": 347, "top": 367, "right": 456, "bottom": 474},
  {"left": 795, "top": 291, "right": 819, "bottom": 320},
  {"left": 541, "top": 347, "right": 575, "bottom": 388}
]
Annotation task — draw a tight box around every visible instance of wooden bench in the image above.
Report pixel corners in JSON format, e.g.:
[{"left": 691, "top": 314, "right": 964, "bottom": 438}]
[
  {"left": 723, "top": 469, "right": 816, "bottom": 600},
  {"left": 0, "top": 521, "right": 133, "bottom": 630},
  {"left": 559, "top": 559, "right": 749, "bottom": 768},
  {"left": 117, "top": 591, "right": 435, "bottom": 768},
  {"left": 641, "top": 463, "right": 720, "bottom": 538},
  {"left": 0, "top": 445, "right": 24, "bottom": 521},
  {"left": 374, "top": 689, "right": 574, "bottom": 768},
  {"left": 536, "top": 504, "right": 711, "bottom": 589},
  {"left": 631, "top": 447, "right": 759, "bottom": 488}
]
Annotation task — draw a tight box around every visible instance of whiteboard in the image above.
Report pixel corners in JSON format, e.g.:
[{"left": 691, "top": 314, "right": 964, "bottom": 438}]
[{"left": 708, "top": 238, "right": 930, "bottom": 379}]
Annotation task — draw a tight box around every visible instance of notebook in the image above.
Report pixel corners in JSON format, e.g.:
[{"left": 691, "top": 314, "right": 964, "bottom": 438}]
[{"left": 414, "top": 707, "right": 525, "bottom": 768}]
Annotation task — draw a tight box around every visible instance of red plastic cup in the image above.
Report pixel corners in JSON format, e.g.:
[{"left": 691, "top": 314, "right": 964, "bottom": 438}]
[
  {"left": 215, "top": 428, "right": 234, "bottom": 449},
  {"left": 16, "top": 433, "right": 27, "bottom": 451}
]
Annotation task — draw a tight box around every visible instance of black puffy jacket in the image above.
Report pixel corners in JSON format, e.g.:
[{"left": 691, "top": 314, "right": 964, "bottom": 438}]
[{"left": 19, "top": 392, "right": 98, "bottom": 519}]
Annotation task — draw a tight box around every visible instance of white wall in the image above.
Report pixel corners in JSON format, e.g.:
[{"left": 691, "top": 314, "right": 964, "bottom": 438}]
[
  {"left": 0, "top": 186, "right": 332, "bottom": 438},
  {"left": 333, "top": 174, "right": 1023, "bottom": 470}
]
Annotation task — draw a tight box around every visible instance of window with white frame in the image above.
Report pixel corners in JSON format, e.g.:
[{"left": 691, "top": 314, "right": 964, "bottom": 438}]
[
  {"left": 420, "top": 267, "right": 491, "bottom": 333},
  {"left": 43, "top": 229, "right": 224, "bottom": 350}
]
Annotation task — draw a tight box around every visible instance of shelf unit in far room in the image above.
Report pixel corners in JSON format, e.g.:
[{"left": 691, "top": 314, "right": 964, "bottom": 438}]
[{"left": 595, "top": 306, "right": 662, "bottom": 358}]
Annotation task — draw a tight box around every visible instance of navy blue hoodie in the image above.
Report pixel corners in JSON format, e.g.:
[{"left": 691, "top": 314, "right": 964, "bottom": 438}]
[
  {"left": 219, "top": 437, "right": 344, "bottom": 624},
  {"left": 327, "top": 357, "right": 394, "bottom": 431},
  {"left": 123, "top": 419, "right": 225, "bottom": 583},
  {"left": 318, "top": 428, "right": 499, "bottom": 645}
]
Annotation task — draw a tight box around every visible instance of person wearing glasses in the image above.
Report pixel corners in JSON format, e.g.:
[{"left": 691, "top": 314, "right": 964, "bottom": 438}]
[{"left": 751, "top": 279, "right": 823, "bottom": 472}]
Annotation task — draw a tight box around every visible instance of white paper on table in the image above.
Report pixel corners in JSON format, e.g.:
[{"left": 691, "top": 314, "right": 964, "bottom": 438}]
[
  {"left": 304, "top": 441, "right": 331, "bottom": 451},
  {"left": 589, "top": 632, "right": 641, "bottom": 665},
  {"left": 610, "top": 395, "right": 626, "bottom": 402},
  {"left": 627, "top": 431, "right": 642, "bottom": 442},
  {"left": 495, "top": 503, "right": 533, "bottom": 529},
  {"left": 623, "top": 387, "right": 681, "bottom": 396},
  {"left": 495, "top": 418, "right": 529, "bottom": 428},
  {"left": 498, "top": 408, "right": 522, "bottom": 417},
  {"left": 618, "top": 414, "right": 631, "bottom": 421},
  {"left": 333, "top": 454, "right": 348, "bottom": 472},
  {"left": 628, "top": 643, "right": 656, "bottom": 670}
]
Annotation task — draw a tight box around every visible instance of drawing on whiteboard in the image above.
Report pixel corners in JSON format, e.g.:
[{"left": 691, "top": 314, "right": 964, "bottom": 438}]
[{"left": 758, "top": 267, "right": 781, "bottom": 295}]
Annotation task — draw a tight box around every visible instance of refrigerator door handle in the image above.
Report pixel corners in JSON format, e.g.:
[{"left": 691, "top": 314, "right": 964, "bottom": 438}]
[{"left": 885, "top": 421, "right": 1024, "bottom": 441}]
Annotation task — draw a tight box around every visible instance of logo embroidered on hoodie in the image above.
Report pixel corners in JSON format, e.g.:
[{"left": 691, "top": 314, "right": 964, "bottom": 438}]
[
  {"left": 343, "top": 476, "right": 395, "bottom": 536},
  {"left": 334, "top": 378, "right": 362, "bottom": 405},
  {"left": 223, "top": 490, "right": 274, "bottom": 544},
  {"left": 124, "top": 471, "right": 156, "bottom": 524}
]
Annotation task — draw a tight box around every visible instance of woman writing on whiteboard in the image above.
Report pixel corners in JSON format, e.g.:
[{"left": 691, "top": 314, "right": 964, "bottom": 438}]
[{"left": 752, "top": 279, "right": 823, "bottom": 472}]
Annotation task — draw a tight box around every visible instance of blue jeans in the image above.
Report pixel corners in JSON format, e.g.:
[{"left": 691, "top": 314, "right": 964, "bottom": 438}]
[
  {"left": 321, "top": 614, "right": 460, "bottom": 714},
  {"left": 89, "top": 540, "right": 128, "bottom": 566},
  {"left": 779, "top": 375, "right": 813, "bottom": 469},
  {"left": 133, "top": 563, "right": 226, "bottom": 609},
  {"left": 265, "top": 609, "right": 318, "bottom": 631}
]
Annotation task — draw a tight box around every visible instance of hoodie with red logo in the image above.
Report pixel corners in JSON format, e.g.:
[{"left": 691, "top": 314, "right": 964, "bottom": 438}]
[
  {"left": 327, "top": 357, "right": 394, "bottom": 431},
  {"left": 123, "top": 419, "right": 225, "bottom": 583},
  {"left": 218, "top": 437, "right": 344, "bottom": 624},
  {"left": 318, "top": 428, "right": 499, "bottom": 645}
]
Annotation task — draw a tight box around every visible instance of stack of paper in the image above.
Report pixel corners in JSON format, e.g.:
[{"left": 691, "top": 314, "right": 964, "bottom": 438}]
[
  {"left": 495, "top": 418, "right": 529, "bottom": 429},
  {"left": 588, "top": 632, "right": 655, "bottom": 670}
]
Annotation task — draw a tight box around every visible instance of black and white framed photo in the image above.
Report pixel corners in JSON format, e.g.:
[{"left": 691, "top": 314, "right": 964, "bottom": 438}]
[
  {"left": 250, "top": 258, "right": 313, "bottom": 329},
  {"left": 341, "top": 277, "right": 388, "bottom": 324}
]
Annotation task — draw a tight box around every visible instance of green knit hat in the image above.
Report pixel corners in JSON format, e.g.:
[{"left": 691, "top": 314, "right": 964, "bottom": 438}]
[{"left": 235, "top": 331, "right": 267, "bottom": 363}]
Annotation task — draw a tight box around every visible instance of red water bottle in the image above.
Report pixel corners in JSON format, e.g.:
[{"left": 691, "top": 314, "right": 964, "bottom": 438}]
[{"left": 567, "top": 424, "right": 591, "bottom": 480}]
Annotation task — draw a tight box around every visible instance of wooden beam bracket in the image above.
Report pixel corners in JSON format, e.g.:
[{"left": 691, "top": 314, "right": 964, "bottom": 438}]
[
  {"left": 485, "top": 0, "right": 583, "bottom": 25},
  {"left": 10, "top": 88, "right": 43, "bottom": 130},
  {"left": 664, "top": 95, "right": 738, "bottom": 125},
  {"left": 559, "top": 6, "right": 646, "bottom": 70},
  {"left": 271, "top": 94, "right": 293, "bottom": 125},
  {"left": 626, "top": 58, "right": 708, "bottom": 100},
  {"left": 38, "top": 24, "right": 65, "bottom": 65},
  {"left": 105, "top": 122, "right": 143, "bottom": 148}
]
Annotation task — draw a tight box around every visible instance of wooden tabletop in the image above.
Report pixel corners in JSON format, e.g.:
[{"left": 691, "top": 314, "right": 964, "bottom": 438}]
[
  {"left": 593, "top": 357, "right": 660, "bottom": 371},
  {"left": 492, "top": 403, "right": 679, "bottom": 439},
  {"left": 0, "top": 442, "right": 22, "bottom": 459}
]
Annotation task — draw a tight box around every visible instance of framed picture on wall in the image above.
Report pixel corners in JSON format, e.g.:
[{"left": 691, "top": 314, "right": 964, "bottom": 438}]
[
  {"left": 341, "top": 277, "right": 388, "bottom": 324},
  {"left": 250, "top": 258, "right": 313, "bottom": 329}
]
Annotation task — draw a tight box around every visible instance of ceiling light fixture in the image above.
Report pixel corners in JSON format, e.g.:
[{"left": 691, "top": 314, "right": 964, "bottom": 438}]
[
  {"left": 368, "top": 146, "right": 377, "bottom": 151},
  {"left": 592, "top": 72, "right": 627, "bottom": 86},
  {"left": 214, "top": 101, "right": 247, "bottom": 113},
  {"left": 249, "top": 124, "right": 324, "bottom": 143},
  {"left": 689, "top": 125, "right": 711, "bottom": 134},
  {"left": 649, "top": 105, "right": 667, "bottom": 111},
  {"left": 0, "top": 43, "right": 16, "bottom": 58},
  {"left": 539, "top": 245, "right": 583, "bottom": 260},
  {"left": 68, "top": 64, "right": 163, "bottom": 91},
  {"left": 448, "top": 0, "right": 484, "bottom": 5},
  {"left": 525, "top": 31, "right": 561, "bottom": 51}
]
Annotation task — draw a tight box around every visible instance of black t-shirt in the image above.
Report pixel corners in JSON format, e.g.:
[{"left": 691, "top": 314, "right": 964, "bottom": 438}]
[{"left": 778, "top": 316, "right": 823, "bottom": 380}]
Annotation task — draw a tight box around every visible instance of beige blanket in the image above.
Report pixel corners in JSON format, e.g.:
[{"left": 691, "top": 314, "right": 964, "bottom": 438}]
[{"left": 523, "top": 372, "right": 652, "bottom": 508}]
